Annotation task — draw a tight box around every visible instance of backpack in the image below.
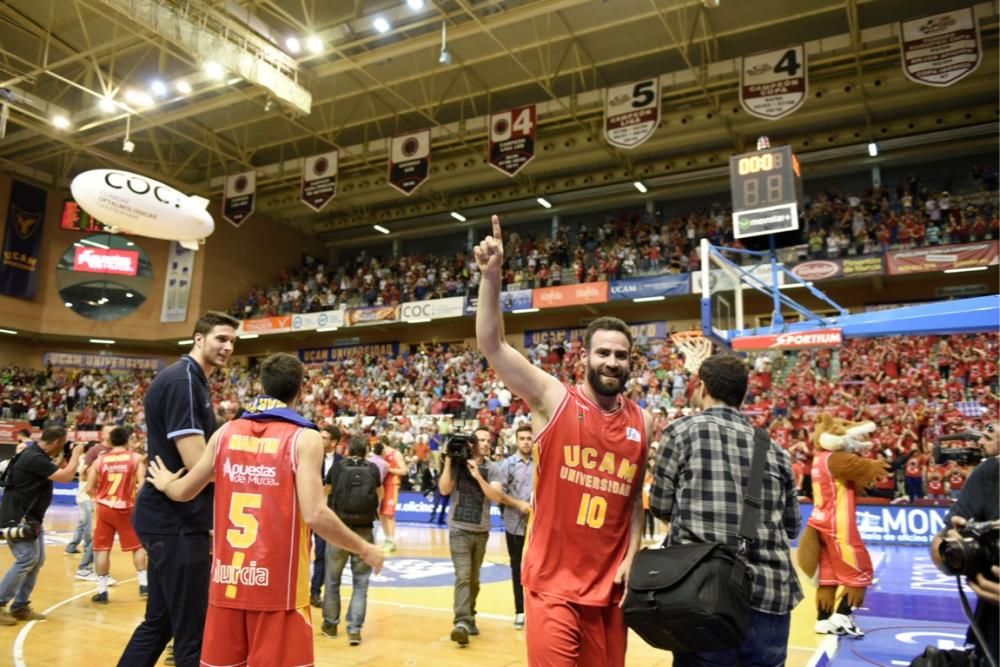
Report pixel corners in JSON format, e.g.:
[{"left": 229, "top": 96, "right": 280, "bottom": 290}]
[{"left": 332, "top": 458, "right": 379, "bottom": 526}]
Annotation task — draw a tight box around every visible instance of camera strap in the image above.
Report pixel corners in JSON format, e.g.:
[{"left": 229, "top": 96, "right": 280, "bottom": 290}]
[
  {"left": 736, "top": 427, "right": 771, "bottom": 558},
  {"left": 958, "top": 575, "right": 999, "bottom": 667}
]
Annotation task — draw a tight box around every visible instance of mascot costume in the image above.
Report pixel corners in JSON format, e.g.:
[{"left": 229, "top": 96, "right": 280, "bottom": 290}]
[{"left": 797, "top": 414, "right": 889, "bottom": 637}]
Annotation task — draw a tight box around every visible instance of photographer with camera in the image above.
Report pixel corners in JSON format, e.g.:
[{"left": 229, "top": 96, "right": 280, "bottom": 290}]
[
  {"left": 438, "top": 428, "right": 500, "bottom": 646},
  {"left": 0, "top": 425, "right": 83, "bottom": 625},
  {"left": 929, "top": 421, "right": 999, "bottom": 665}
]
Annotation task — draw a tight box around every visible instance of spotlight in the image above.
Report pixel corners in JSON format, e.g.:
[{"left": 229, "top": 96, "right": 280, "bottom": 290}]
[
  {"left": 125, "top": 89, "right": 154, "bottom": 107},
  {"left": 439, "top": 49, "right": 452, "bottom": 65},
  {"left": 407, "top": 0, "right": 424, "bottom": 8},
  {"left": 150, "top": 80, "right": 168, "bottom": 97},
  {"left": 203, "top": 61, "right": 225, "bottom": 80},
  {"left": 263, "top": 98, "right": 274, "bottom": 112},
  {"left": 52, "top": 115, "right": 70, "bottom": 129},
  {"left": 633, "top": 181, "right": 648, "bottom": 193},
  {"left": 176, "top": 80, "right": 193, "bottom": 95},
  {"left": 306, "top": 36, "right": 323, "bottom": 54},
  {"left": 98, "top": 97, "right": 116, "bottom": 113},
  {"left": 450, "top": 211, "right": 466, "bottom": 222},
  {"left": 122, "top": 139, "right": 135, "bottom": 153},
  {"left": 373, "top": 17, "right": 390, "bottom": 33},
  {"left": 373, "top": 225, "right": 390, "bottom": 234},
  {"left": 537, "top": 197, "right": 552, "bottom": 209},
  {"left": 867, "top": 142, "right": 879, "bottom": 157},
  {"left": 285, "top": 37, "right": 301, "bottom": 54}
]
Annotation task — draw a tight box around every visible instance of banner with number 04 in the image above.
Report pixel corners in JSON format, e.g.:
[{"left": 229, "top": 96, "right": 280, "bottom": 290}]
[
  {"left": 488, "top": 105, "right": 536, "bottom": 177},
  {"left": 740, "top": 45, "right": 807, "bottom": 120}
]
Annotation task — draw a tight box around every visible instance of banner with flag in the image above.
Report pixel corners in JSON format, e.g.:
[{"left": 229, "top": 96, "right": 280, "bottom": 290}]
[
  {"left": 222, "top": 170, "right": 256, "bottom": 227},
  {"left": 301, "top": 151, "right": 338, "bottom": 212},
  {"left": 0, "top": 179, "right": 47, "bottom": 299},
  {"left": 388, "top": 130, "right": 431, "bottom": 195}
]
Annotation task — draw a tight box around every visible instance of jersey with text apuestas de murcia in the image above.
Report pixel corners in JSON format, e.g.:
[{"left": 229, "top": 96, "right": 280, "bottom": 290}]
[
  {"left": 210, "top": 419, "right": 311, "bottom": 611},
  {"left": 521, "top": 384, "right": 647, "bottom": 606},
  {"left": 95, "top": 450, "right": 142, "bottom": 510}
]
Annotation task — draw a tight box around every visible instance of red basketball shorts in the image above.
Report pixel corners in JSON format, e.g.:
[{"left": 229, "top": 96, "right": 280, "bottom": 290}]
[
  {"left": 817, "top": 537, "right": 874, "bottom": 588},
  {"left": 200, "top": 604, "right": 314, "bottom": 667},
  {"left": 92, "top": 504, "right": 142, "bottom": 552},
  {"left": 380, "top": 483, "right": 399, "bottom": 518},
  {"left": 524, "top": 588, "right": 627, "bottom": 667}
]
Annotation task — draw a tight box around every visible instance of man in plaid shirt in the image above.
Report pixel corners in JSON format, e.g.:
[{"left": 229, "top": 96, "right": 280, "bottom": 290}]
[{"left": 650, "top": 354, "right": 803, "bottom": 667}]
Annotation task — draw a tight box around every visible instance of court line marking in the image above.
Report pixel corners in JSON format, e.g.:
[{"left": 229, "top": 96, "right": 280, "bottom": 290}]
[{"left": 13, "top": 576, "right": 138, "bottom": 667}]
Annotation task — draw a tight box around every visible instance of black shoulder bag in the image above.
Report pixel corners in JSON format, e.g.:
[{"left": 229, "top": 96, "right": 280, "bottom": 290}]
[
  {"left": 622, "top": 427, "right": 771, "bottom": 653},
  {"left": 0, "top": 451, "right": 43, "bottom": 543}
]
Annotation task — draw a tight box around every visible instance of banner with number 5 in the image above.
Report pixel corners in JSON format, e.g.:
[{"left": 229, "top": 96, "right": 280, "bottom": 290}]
[
  {"left": 488, "top": 105, "right": 536, "bottom": 177},
  {"left": 604, "top": 77, "right": 660, "bottom": 149},
  {"left": 740, "top": 45, "right": 807, "bottom": 120}
]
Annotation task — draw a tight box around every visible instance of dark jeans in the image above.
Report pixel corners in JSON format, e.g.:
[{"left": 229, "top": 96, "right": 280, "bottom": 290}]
[
  {"left": 430, "top": 492, "right": 449, "bottom": 523},
  {"left": 673, "top": 609, "right": 791, "bottom": 667},
  {"left": 505, "top": 531, "right": 526, "bottom": 614},
  {"left": 449, "top": 528, "right": 489, "bottom": 626},
  {"left": 311, "top": 533, "right": 326, "bottom": 596},
  {"left": 118, "top": 531, "right": 211, "bottom": 667},
  {"left": 323, "top": 526, "right": 375, "bottom": 632}
]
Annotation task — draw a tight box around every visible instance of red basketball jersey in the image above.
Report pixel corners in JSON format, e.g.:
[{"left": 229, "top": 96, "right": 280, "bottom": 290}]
[
  {"left": 522, "top": 385, "right": 647, "bottom": 606},
  {"left": 210, "top": 419, "right": 311, "bottom": 611},
  {"left": 94, "top": 449, "right": 142, "bottom": 510}
]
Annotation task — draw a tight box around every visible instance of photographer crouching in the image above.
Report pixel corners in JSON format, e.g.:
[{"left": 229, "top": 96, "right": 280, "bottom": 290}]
[
  {"left": 0, "top": 426, "right": 84, "bottom": 624},
  {"left": 438, "top": 428, "right": 500, "bottom": 647},
  {"left": 928, "top": 421, "right": 999, "bottom": 666}
]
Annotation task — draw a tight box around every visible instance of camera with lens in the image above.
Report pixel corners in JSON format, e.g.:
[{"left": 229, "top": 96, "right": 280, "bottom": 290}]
[
  {"left": 933, "top": 431, "right": 984, "bottom": 466},
  {"left": 0, "top": 522, "right": 41, "bottom": 543},
  {"left": 445, "top": 433, "right": 476, "bottom": 465},
  {"left": 938, "top": 519, "right": 1000, "bottom": 580}
]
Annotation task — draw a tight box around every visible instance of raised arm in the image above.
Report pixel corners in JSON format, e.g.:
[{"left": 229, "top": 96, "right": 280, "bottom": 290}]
[{"left": 475, "top": 215, "right": 565, "bottom": 422}]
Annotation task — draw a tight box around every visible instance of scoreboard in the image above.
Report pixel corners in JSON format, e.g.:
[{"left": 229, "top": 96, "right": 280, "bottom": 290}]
[{"left": 729, "top": 145, "right": 803, "bottom": 239}]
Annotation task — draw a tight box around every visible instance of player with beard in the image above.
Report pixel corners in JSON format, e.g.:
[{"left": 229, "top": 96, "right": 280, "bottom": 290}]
[{"left": 475, "top": 215, "right": 651, "bottom": 667}]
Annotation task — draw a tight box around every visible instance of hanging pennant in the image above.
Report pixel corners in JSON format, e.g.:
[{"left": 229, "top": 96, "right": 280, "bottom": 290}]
[
  {"left": 388, "top": 130, "right": 431, "bottom": 196},
  {"left": 488, "top": 105, "right": 536, "bottom": 177},
  {"left": 900, "top": 8, "right": 981, "bottom": 87},
  {"left": 222, "top": 170, "right": 255, "bottom": 227},
  {"left": 301, "top": 150, "right": 338, "bottom": 212},
  {"left": 740, "top": 45, "right": 807, "bottom": 120},
  {"left": 604, "top": 77, "right": 660, "bottom": 149}
]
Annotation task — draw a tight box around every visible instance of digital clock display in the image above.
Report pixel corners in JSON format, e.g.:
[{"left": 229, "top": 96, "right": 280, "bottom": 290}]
[{"left": 729, "top": 145, "right": 803, "bottom": 239}]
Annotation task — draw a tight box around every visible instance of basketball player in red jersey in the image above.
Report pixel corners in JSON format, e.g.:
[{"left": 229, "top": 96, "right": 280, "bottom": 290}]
[
  {"left": 85, "top": 426, "right": 147, "bottom": 603},
  {"left": 147, "top": 353, "right": 384, "bottom": 667},
  {"left": 475, "top": 215, "right": 652, "bottom": 667},
  {"left": 379, "top": 439, "right": 408, "bottom": 553}
]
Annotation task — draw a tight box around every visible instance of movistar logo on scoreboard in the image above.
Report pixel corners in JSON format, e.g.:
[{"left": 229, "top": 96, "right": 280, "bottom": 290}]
[{"left": 732, "top": 202, "right": 799, "bottom": 240}]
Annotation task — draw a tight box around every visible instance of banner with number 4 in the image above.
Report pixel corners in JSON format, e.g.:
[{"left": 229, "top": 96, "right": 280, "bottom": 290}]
[
  {"left": 740, "top": 45, "right": 807, "bottom": 120},
  {"left": 488, "top": 105, "right": 536, "bottom": 177}
]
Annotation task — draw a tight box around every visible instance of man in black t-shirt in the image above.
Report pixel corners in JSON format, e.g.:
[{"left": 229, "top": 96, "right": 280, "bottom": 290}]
[
  {"left": 0, "top": 426, "right": 82, "bottom": 625},
  {"left": 320, "top": 436, "right": 383, "bottom": 645},
  {"left": 932, "top": 421, "right": 999, "bottom": 663},
  {"left": 119, "top": 311, "right": 238, "bottom": 667}
]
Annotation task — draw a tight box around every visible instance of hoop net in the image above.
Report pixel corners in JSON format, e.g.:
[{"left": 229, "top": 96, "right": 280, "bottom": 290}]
[{"left": 671, "top": 331, "right": 714, "bottom": 373}]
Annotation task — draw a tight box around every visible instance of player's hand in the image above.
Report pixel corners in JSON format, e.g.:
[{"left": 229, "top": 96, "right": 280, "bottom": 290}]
[
  {"left": 147, "top": 455, "right": 184, "bottom": 492},
  {"left": 515, "top": 499, "right": 531, "bottom": 515},
  {"left": 363, "top": 543, "right": 385, "bottom": 574},
  {"left": 969, "top": 566, "right": 1000, "bottom": 605},
  {"left": 473, "top": 215, "right": 503, "bottom": 278},
  {"left": 614, "top": 553, "right": 635, "bottom": 608}
]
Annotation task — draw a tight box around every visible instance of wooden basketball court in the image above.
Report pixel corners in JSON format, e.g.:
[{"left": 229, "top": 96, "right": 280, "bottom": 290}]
[{"left": 0, "top": 506, "right": 822, "bottom": 666}]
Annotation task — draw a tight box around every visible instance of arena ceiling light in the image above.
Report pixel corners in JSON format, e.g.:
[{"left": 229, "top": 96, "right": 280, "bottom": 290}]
[
  {"left": 203, "top": 60, "right": 226, "bottom": 80},
  {"left": 124, "top": 89, "right": 155, "bottom": 107},
  {"left": 867, "top": 142, "right": 879, "bottom": 157},
  {"left": 177, "top": 339, "right": 193, "bottom": 345},
  {"left": 175, "top": 80, "right": 193, "bottom": 95},
  {"left": 89, "top": 338, "right": 116, "bottom": 344},
  {"left": 98, "top": 96, "right": 117, "bottom": 113},
  {"left": 373, "top": 16, "right": 391, "bottom": 33},
  {"left": 373, "top": 224, "right": 391, "bottom": 234},
  {"left": 285, "top": 37, "right": 301, "bottom": 54},
  {"left": 51, "top": 115, "right": 70, "bottom": 129},
  {"left": 150, "top": 80, "right": 168, "bottom": 97},
  {"left": 450, "top": 211, "right": 467, "bottom": 222},
  {"left": 305, "top": 36, "right": 323, "bottom": 54},
  {"left": 633, "top": 181, "right": 648, "bottom": 193},
  {"left": 0, "top": 328, "right": 17, "bottom": 335},
  {"left": 536, "top": 197, "right": 552, "bottom": 209},
  {"left": 407, "top": 0, "right": 425, "bottom": 9}
]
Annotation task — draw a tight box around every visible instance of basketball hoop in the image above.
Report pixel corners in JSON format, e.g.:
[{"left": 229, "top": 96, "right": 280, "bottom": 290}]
[{"left": 671, "top": 331, "right": 714, "bottom": 373}]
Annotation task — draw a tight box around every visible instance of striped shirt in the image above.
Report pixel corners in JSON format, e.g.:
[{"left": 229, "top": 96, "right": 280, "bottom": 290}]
[{"left": 649, "top": 406, "right": 803, "bottom": 615}]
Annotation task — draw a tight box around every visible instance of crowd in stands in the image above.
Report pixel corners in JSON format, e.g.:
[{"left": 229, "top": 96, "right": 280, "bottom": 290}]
[
  {"left": 230, "top": 168, "right": 999, "bottom": 320},
  {"left": 2, "top": 328, "right": 996, "bottom": 503}
]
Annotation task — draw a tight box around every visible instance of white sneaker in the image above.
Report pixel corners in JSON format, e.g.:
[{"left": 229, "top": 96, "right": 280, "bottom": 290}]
[
  {"left": 75, "top": 569, "right": 97, "bottom": 581},
  {"left": 815, "top": 612, "right": 864, "bottom": 637},
  {"left": 108, "top": 576, "right": 118, "bottom": 587},
  {"left": 513, "top": 613, "right": 525, "bottom": 630}
]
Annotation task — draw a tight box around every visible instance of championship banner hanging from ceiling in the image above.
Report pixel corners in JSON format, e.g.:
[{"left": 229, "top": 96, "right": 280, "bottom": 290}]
[
  {"left": 899, "top": 8, "right": 982, "bottom": 87},
  {"left": 222, "top": 170, "right": 256, "bottom": 227},
  {"left": 488, "top": 105, "right": 536, "bottom": 177},
  {"left": 604, "top": 77, "right": 660, "bottom": 149},
  {"left": 388, "top": 129, "right": 431, "bottom": 196},
  {"left": 0, "top": 179, "right": 47, "bottom": 300},
  {"left": 301, "top": 151, "right": 338, "bottom": 212},
  {"left": 740, "top": 45, "right": 807, "bottom": 120}
]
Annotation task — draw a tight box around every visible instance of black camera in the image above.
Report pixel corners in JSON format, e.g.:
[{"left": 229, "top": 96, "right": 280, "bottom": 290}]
[
  {"left": 0, "top": 522, "right": 41, "bottom": 542},
  {"left": 933, "top": 431, "right": 984, "bottom": 466},
  {"left": 445, "top": 433, "right": 476, "bottom": 464},
  {"left": 938, "top": 519, "right": 1000, "bottom": 580}
]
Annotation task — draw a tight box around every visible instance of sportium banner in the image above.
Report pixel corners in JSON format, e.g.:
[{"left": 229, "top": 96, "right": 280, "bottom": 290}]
[
  {"left": 300, "top": 151, "right": 338, "bottom": 212},
  {"left": 731, "top": 328, "right": 843, "bottom": 351},
  {"left": 488, "top": 105, "right": 536, "bottom": 177},
  {"left": 532, "top": 282, "right": 609, "bottom": 309},
  {"left": 900, "top": 8, "right": 982, "bottom": 87},
  {"left": 886, "top": 241, "right": 998, "bottom": 275},
  {"left": 740, "top": 45, "right": 807, "bottom": 120},
  {"left": 603, "top": 77, "right": 659, "bottom": 149},
  {"left": 388, "top": 129, "right": 431, "bottom": 196},
  {"left": 222, "top": 170, "right": 256, "bottom": 227}
]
